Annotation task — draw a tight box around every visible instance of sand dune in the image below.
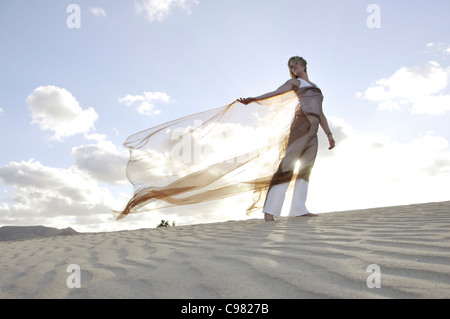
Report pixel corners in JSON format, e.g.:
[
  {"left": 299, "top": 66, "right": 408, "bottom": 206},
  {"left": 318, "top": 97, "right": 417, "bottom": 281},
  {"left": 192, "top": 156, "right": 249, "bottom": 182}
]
[
  {"left": 1, "top": 201, "right": 449, "bottom": 299},
  {"left": 0, "top": 226, "right": 78, "bottom": 242}
]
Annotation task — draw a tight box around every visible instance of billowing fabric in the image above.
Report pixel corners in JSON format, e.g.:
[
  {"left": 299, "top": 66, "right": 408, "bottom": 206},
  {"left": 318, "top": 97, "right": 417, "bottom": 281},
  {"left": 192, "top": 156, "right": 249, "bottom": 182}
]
[{"left": 117, "top": 86, "right": 324, "bottom": 220}]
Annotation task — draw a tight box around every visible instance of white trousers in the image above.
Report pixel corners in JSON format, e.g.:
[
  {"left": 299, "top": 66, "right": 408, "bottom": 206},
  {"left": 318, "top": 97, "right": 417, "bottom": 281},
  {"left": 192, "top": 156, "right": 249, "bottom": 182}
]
[
  {"left": 263, "top": 178, "right": 310, "bottom": 217},
  {"left": 263, "top": 113, "right": 319, "bottom": 218}
]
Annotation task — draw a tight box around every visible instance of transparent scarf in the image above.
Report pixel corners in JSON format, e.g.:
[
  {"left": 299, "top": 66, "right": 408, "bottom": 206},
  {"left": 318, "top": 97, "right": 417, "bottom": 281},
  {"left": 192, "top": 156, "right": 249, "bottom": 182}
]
[{"left": 116, "top": 90, "right": 311, "bottom": 220}]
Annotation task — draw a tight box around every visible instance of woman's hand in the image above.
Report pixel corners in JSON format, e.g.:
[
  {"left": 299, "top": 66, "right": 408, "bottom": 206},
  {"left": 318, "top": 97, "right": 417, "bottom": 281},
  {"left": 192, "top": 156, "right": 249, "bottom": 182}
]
[
  {"left": 237, "top": 97, "right": 256, "bottom": 105},
  {"left": 328, "top": 134, "right": 336, "bottom": 150}
]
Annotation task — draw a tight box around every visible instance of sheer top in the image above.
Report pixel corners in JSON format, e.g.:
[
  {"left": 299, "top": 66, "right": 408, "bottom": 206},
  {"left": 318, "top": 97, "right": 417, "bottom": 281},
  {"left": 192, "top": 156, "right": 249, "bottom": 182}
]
[{"left": 295, "top": 78, "right": 323, "bottom": 116}]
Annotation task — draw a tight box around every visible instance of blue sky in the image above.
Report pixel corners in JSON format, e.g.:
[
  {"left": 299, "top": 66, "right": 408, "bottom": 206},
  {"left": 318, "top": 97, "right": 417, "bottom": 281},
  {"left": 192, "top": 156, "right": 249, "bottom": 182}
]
[{"left": 1, "top": 0, "right": 450, "bottom": 232}]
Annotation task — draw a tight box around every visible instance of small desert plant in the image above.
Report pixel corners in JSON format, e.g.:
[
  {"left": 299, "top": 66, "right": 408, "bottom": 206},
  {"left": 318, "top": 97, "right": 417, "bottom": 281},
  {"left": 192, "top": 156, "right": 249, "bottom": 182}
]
[{"left": 157, "top": 220, "right": 176, "bottom": 228}]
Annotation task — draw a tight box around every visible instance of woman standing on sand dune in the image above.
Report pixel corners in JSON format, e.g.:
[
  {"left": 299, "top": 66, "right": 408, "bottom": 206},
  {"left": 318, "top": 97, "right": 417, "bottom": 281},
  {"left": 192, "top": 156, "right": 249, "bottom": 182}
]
[
  {"left": 238, "top": 56, "right": 335, "bottom": 221},
  {"left": 118, "top": 56, "right": 335, "bottom": 222}
]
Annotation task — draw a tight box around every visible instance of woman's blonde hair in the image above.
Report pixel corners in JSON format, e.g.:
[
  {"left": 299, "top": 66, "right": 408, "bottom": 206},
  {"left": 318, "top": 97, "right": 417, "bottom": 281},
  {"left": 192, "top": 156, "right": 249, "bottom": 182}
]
[{"left": 288, "top": 56, "right": 307, "bottom": 79}]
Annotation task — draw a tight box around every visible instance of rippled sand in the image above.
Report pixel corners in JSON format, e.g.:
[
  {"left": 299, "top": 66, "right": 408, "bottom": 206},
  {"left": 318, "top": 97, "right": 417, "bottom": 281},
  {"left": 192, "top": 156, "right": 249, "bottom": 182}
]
[{"left": 1, "top": 201, "right": 450, "bottom": 298}]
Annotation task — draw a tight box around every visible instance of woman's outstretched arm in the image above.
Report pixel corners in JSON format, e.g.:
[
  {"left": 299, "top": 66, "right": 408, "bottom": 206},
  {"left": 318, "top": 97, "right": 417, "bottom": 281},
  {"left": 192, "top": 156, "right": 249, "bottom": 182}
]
[{"left": 238, "top": 79, "right": 299, "bottom": 105}]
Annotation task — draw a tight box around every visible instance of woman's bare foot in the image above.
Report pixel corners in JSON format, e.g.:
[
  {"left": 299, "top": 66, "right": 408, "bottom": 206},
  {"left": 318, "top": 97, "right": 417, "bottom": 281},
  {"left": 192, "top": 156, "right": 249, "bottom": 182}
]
[{"left": 264, "top": 213, "right": 275, "bottom": 222}]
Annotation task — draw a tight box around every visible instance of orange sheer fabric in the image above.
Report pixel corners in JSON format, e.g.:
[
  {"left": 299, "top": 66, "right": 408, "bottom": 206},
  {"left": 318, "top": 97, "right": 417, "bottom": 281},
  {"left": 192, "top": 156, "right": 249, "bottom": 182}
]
[{"left": 116, "top": 90, "right": 311, "bottom": 220}]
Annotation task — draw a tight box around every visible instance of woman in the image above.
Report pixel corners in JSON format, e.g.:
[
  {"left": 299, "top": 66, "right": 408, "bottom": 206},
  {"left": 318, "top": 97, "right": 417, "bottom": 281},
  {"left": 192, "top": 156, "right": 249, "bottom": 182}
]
[{"left": 238, "top": 56, "right": 335, "bottom": 221}]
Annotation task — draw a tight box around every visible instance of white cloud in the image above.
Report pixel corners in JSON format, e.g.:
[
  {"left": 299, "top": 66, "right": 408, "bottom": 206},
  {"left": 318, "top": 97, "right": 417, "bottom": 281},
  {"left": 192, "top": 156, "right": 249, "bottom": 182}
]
[
  {"left": 119, "top": 91, "right": 170, "bottom": 115},
  {"left": 135, "top": 0, "right": 199, "bottom": 22},
  {"left": 72, "top": 133, "right": 129, "bottom": 185},
  {"left": 357, "top": 61, "right": 450, "bottom": 115},
  {"left": 0, "top": 159, "right": 123, "bottom": 230},
  {"left": 0, "top": 157, "right": 195, "bottom": 232},
  {"left": 0, "top": 107, "right": 3, "bottom": 116},
  {"left": 0, "top": 129, "right": 153, "bottom": 231},
  {"left": 90, "top": 7, "right": 107, "bottom": 17},
  {"left": 425, "top": 42, "right": 450, "bottom": 55},
  {"left": 26, "top": 86, "right": 98, "bottom": 140},
  {"left": 309, "top": 121, "right": 450, "bottom": 214}
]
